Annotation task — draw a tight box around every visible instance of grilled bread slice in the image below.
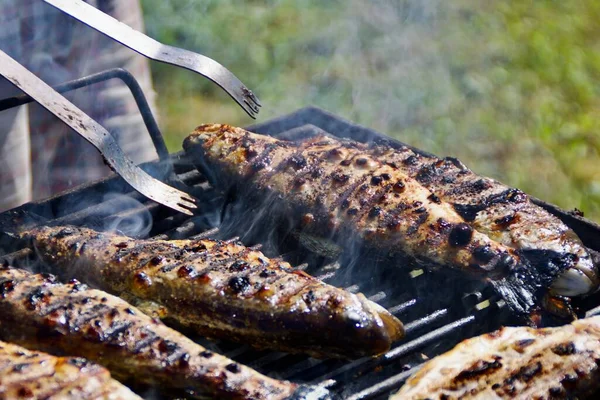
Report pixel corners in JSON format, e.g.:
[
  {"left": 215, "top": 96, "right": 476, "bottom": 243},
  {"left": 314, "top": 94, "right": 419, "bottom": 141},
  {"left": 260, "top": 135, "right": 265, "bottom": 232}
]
[
  {"left": 391, "top": 316, "right": 600, "bottom": 399},
  {"left": 22, "top": 225, "right": 403, "bottom": 359},
  {"left": 183, "top": 124, "right": 598, "bottom": 317},
  {"left": 0, "top": 266, "right": 321, "bottom": 399},
  {"left": 0, "top": 340, "right": 139, "bottom": 399}
]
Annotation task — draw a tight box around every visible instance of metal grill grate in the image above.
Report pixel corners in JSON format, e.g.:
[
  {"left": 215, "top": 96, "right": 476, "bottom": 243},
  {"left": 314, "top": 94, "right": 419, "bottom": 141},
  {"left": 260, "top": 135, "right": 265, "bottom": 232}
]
[{"left": 2, "top": 74, "right": 600, "bottom": 398}]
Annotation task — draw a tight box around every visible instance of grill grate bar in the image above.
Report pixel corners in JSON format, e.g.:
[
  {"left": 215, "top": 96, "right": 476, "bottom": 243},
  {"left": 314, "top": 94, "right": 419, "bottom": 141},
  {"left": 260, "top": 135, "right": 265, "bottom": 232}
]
[
  {"left": 2, "top": 103, "right": 599, "bottom": 399},
  {"left": 385, "top": 315, "right": 476, "bottom": 361},
  {"left": 346, "top": 367, "right": 418, "bottom": 400}
]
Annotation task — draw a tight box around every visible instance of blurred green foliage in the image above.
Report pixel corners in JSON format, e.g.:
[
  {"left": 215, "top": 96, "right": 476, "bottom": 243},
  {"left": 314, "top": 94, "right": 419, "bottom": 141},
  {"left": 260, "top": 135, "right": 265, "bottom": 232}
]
[{"left": 142, "top": 0, "right": 600, "bottom": 221}]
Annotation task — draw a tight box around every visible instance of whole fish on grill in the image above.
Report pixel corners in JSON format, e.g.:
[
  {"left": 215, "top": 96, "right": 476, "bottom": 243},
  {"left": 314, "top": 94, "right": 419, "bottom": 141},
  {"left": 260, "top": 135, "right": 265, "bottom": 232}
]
[
  {"left": 0, "top": 340, "right": 140, "bottom": 400},
  {"left": 183, "top": 124, "right": 599, "bottom": 318},
  {"left": 0, "top": 266, "right": 325, "bottom": 400},
  {"left": 391, "top": 316, "right": 600, "bottom": 399},
  {"left": 21, "top": 225, "right": 403, "bottom": 359},
  {"left": 365, "top": 143, "right": 599, "bottom": 299}
]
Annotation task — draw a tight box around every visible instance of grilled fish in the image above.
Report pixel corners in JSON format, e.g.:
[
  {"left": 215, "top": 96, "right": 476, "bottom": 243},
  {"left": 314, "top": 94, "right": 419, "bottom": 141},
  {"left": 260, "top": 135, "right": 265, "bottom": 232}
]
[
  {"left": 183, "top": 124, "right": 598, "bottom": 316},
  {"left": 0, "top": 340, "right": 140, "bottom": 400},
  {"left": 22, "top": 225, "right": 403, "bottom": 359},
  {"left": 391, "top": 316, "right": 600, "bottom": 399},
  {"left": 0, "top": 266, "right": 323, "bottom": 399},
  {"left": 366, "top": 143, "right": 599, "bottom": 298}
]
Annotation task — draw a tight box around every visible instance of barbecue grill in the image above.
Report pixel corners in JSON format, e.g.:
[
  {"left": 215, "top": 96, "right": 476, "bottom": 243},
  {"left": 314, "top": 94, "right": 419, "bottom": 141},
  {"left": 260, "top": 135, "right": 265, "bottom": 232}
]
[{"left": 1, "top": 67, "right": 600, "bottom": 399}]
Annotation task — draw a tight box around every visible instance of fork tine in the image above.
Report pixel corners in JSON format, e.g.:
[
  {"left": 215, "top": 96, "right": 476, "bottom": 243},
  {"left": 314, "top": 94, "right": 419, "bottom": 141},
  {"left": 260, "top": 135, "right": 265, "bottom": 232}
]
[
  {"left": 44, "top": 0, "right": 263, "bottom": 118},
  {"left": 244, "top": 99, "right": 260, "bottom": 115},
  {"left": 0, "top": 49, "right": 199, "bottom": 217}
]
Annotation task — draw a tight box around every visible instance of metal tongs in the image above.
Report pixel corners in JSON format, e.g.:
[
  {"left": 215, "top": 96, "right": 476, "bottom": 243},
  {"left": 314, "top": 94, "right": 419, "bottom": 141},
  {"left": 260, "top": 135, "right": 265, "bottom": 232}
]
[
  {"left": 0, "top": 0, "right": 263, "bottom": 215},
  {"left": 43, "top": 0, "right": 262, "bottom": 118},
  {"left": 0, "top": 50, "right": 197, "bottom": 215}
]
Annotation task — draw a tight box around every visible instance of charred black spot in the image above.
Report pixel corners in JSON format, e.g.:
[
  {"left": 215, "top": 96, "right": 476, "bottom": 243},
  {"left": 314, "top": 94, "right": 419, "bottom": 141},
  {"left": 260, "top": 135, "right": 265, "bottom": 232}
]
[
  {"left": 515, "top": 361, "right": 542, "bottom": 382},
  {"left": 403, "top": 155, "right": 419, "bottom": 165},
  {"left": 444, "top": 157, "right": 468, "bottom": 170},
  {"left": 289, "top": 154, "right": 307, "bottom": 170},
  {"left": 0, "top": 280, "right": 15, "bottom": 298},
  {"left": 158, "top": 339, "right": 178, "bottom": 354},
  {"left": 487, "top": 188, "right": 527, "bottom": 206},
  {"left": 125, "top": 308, "right": 135, "bottom": 315},
  {"left": 449, "top": 223, "right": 473, "bottom": 247},
  {"left": 178, "top": 353, "right": 191, "bottom": 367},
  {"left": 177, "top": 265, "right": 198, "bottom": 279},
  {"left": 519, "top": 250, "right": 578, "bottom": 285},
  {"left": 436, "top": 218, "right": 452, "bottom": 232},
  {"left": 304, "top": 290, "right": 316, "bottom": 304},
  {"left": 293, "top": 177, "right": 306, "bottom": 189},
  {"left": 355, "top": 158, "right": 368, "bottom": 166},
  {"left": 513, "top": 338, "right": 535, "bottom": 350},
  {"left": 414, "top": 207, "right": 427, "bottom": 214},
  {"left": 347, "top": 208, "right": 359, "bottom": 216},
  {"left": 133, "top": 272, "right": 152, "bottom": 287},
  {"left": 327, "top": 148, "right": 344, "bottom": 159},
  {"left": 381, "top": 173, "right": 391, "bottom": 180},
  {"left": 199, "top": 350, "right": 213, "bottom": 358},
  {"left": 259, "top": 269, "right": 276, "bottom": 278},
  {"left": 371, "top": 175, "right": 384, "bottom": 185},
  {"left": 226, "top": 363, "right": 241, "bottom": 373},
  {"left": 27, "top": 287, "right": 48, "bottom": 309},
  {"left": 228, "top": 276, "right": 251, "bottom": 294},
  {"left": 12, "top": 363, "right": 27, "bottom": 372},
  {"left": 495, "top": 213, "right": 518, "bottom": 228},
  {"left": 552, "top": 342, "right": 576, "bottom": 356},
  {"left": 229, "top": 260, "right": 250, "bottom": 272},
  {"left": 53, "top": 227, "right": 76, "bottom": 238},
  {"left": 453, "top": 203, "right": 485, "bottom": 222},
  {"left": 442, "top": 176, "right": 455, "bottom": 184},
  {"left": 387, "top": 218, "right": 400, "bottom": 229},
  {"left": 332, "top": 172, "right": 350, "bottom": 183},
  {"left": 67, "top": 357, "right": 91, "bottom": 367},
  {"left": 311, "top": 167, "right": 324, "bottom": 178},
  {"left": 369, "top": 207, "right": 382, "bottom": 218},
  {"left": 17, "top": 388, "right": 33, "bottom": 397},
  {"left": 407, "top": 213, "right": 429, "bottom": 235},
  {"left": 427, "top": 193, "right": 441, "bottom": 204},
  {"left": 454, "top": 357, "right": 502, "bottom": 381},
  {"left": 149, "top": 255, "right": 165, "bottom": 266},
  {"left": 497, "top": 253, "right": 517, "bottom": 272},
  {"left": 341, "top": 199, "right": 350, "bottom": 210},
  {"left": 393, "top": 181, "right": 405, "bottom": 193},
  {"left": 416, "top": 164, "right": 438, "bottom": 184},
  {"left": 69, "top": 281, "right": 87, "bottom": 292},
  {"left": 473, "top": 245, "right": 495, "bottom": 263},
  {"left": 250, "top": 156, "right": 271, "bottom": 172},
  {"left": 473, "top": 179, "right": 491, "bottom": 191}
]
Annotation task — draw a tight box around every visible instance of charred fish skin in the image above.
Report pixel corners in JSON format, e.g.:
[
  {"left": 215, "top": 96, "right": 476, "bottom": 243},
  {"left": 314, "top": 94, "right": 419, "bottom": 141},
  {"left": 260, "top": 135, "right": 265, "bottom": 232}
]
[
  {"left": 391, "top": 316, "right": 600, "bottom": 400},
  {"left": 22, "top": 225, "right": 403, "bottom": 360},
  {"left": 0, "top": 340, "right": 140, "bottom": 400},
  {"left": 0, "top": 266, "right": 310, "bottom": 400},
  {"left": 183, "top": 125, "right": 566, "bottom": 317},
  {"left": 368, "top": 144, "right": 599, "bottom": 299}
]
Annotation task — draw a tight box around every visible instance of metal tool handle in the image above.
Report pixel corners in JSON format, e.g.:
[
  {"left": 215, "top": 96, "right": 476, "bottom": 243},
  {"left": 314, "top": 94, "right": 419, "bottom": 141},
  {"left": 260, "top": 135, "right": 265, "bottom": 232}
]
[
  {"left": 0, "top": 49, "right": 196, "bottom": 215},
  {"left": 43, "top": 0, "right": 262, "bottom": 118}
]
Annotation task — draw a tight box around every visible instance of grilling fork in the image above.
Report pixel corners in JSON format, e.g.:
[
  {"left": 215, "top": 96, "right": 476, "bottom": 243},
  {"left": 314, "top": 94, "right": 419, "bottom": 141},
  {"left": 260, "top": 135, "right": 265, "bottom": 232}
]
[
  {"left": 0, "top": 49, "right": 197, "bottom": 216},
  {"left": 43, "top": 0, "right": 262, "bottom": 118}
]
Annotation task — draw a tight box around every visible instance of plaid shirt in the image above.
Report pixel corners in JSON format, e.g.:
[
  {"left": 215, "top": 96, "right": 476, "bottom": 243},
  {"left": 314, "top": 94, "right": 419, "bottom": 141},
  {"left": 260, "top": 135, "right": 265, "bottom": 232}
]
[{"left": 0, "top": 0, "right": 157, "bottom": 211}]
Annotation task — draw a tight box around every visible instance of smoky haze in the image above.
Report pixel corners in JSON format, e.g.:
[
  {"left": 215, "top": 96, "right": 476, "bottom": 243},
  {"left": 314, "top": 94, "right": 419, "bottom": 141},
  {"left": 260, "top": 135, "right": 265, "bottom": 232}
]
[{"left": 144, "top": 0, "right": 600, "bottom": 222}]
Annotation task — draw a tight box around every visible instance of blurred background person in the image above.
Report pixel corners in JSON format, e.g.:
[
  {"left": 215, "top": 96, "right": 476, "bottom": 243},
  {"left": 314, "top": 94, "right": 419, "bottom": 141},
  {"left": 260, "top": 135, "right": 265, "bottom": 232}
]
[{"left": 0, "top": 0, "right": 157, "bottom": 212}]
